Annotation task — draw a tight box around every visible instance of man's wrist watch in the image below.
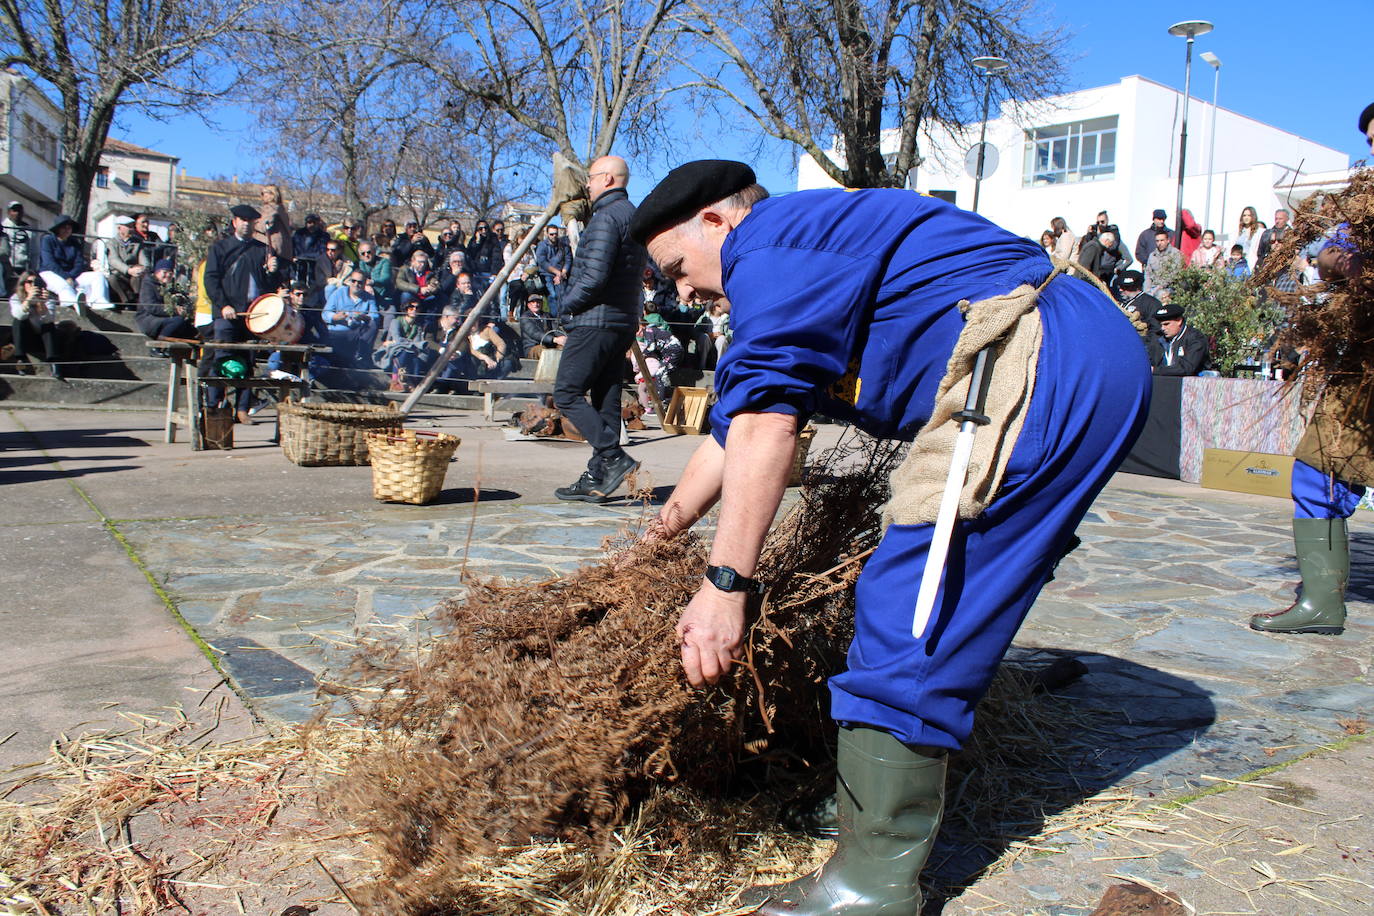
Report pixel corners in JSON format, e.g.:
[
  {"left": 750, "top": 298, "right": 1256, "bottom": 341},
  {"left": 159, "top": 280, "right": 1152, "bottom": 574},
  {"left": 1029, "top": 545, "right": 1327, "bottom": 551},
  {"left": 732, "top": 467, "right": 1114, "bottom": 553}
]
[{"left": 704, "top": 564, "right": 767, "bottom": 595}]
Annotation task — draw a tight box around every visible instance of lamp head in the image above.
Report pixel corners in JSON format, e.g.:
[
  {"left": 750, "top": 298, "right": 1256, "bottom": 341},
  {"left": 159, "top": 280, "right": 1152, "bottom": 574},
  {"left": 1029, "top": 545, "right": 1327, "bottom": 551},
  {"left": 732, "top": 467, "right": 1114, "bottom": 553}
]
[
  {"left": 1200, "top": 51, "right": 1221, "bottom": 68},
  {"left": 1168, "top": 20, "right": 1214, "bottom": 38},
  {"left": 970, "top": 55, "right": 1011, "bottom": 75}
]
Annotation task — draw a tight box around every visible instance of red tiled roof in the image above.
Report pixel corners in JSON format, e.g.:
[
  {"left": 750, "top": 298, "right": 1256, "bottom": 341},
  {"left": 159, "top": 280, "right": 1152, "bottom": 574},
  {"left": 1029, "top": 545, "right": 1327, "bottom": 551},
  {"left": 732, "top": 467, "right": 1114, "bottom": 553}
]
[{"left": 102, "top": 138, "right": 178, "bottom": 161}]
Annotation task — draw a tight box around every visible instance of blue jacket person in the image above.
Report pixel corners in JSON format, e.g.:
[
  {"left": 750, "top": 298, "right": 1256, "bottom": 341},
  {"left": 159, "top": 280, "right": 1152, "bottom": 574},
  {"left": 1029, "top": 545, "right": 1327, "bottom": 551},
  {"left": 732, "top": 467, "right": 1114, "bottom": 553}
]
[{"left": 630, "top": 160, "right": 1151, "bottom": 915}]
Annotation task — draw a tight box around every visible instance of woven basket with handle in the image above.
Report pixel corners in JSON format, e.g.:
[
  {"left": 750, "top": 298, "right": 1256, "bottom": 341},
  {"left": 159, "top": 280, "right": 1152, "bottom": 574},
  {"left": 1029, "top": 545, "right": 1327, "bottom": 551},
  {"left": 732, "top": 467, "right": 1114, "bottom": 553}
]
[
  {"left": 367, "top": 430, "right": 461, "bottom": 504},
  {"left": 279, "top": 402, "right": 403, "bottom": 467}
]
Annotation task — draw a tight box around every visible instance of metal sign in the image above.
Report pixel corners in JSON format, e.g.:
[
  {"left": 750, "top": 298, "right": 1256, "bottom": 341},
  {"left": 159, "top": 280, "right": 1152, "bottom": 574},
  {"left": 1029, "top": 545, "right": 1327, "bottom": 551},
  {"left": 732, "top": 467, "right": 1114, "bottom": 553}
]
[{"left": 964, "top": 143, "right": 999, "bottom": 180}]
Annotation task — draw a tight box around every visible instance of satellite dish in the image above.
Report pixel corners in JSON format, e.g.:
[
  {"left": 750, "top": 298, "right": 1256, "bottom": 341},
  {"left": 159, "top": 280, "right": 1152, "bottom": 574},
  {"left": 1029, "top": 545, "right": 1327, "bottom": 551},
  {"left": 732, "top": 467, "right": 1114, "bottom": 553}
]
[{"left": 965, "top": 143, "right": 999, "bottom": 180}]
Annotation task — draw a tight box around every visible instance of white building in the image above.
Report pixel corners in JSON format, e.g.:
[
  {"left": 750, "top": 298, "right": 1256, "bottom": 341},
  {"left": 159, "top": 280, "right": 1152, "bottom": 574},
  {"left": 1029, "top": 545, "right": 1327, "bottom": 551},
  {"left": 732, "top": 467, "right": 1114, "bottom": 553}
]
[
  {"left": 88, "top": 138, "right": 180, "bottom": 242},
  {"left": 0, "top": 69, "right": 64, "bottom": 229},
  {"left": 797, "top": 75, "right": 1351, "bottom": 255}
]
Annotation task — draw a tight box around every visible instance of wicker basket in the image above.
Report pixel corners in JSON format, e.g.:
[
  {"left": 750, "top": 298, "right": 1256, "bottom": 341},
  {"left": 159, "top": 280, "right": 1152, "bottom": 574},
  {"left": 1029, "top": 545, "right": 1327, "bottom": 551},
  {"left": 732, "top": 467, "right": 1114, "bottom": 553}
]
[
  {"left": 367, "top": 430, "right": 461, "bottom": 504},
  {"left": 279, "top": 402, "right": 403, "bottom": 467}
]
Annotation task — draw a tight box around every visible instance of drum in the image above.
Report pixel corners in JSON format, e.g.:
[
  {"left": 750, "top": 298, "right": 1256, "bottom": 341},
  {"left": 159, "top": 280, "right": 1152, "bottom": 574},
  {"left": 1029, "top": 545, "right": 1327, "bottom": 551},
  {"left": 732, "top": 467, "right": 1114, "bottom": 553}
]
[{"left": 245, "top": 293, "right": 304, "bottom": 344}]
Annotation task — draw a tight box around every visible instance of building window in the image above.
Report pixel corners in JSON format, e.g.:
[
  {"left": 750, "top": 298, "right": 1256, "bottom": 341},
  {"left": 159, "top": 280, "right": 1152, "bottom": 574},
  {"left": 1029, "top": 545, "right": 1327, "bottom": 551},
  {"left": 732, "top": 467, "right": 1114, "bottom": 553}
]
[
  {"left": 132, "top": 170, "right": 150, "bottom": 192},
  {"left": 20, "top": 114, "right": 59, "bottom": 167},
  {"left": 96, "top": 166, "right": 109, "bottom": 189},
  {"left": 1022, "top": 116, "right": 1117, "bottom": 187}
]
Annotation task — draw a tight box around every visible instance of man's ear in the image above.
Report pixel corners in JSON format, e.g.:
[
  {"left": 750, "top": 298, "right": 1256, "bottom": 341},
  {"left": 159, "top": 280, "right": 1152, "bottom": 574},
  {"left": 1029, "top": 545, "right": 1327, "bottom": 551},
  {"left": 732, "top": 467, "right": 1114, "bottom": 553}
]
[{"left": 700, "top": 207, "right": 737, "bottom": 237}]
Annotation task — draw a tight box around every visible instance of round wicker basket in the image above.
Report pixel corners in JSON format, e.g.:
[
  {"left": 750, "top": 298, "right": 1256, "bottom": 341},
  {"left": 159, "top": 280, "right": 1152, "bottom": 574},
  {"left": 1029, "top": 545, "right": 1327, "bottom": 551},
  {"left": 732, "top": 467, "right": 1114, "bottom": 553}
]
[
  {"left": 279, "top": 402, "right": 403, "bottom": 467},
  {"left": 367, "top": 430, "right": 461, "bottom": 504}
]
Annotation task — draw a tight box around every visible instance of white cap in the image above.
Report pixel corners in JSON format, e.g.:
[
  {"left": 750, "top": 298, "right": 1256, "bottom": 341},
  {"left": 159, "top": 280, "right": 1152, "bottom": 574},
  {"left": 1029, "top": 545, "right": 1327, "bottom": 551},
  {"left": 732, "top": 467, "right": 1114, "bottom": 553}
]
[{"left": 114, "top": 215, "right": 135, "bottom": 225}]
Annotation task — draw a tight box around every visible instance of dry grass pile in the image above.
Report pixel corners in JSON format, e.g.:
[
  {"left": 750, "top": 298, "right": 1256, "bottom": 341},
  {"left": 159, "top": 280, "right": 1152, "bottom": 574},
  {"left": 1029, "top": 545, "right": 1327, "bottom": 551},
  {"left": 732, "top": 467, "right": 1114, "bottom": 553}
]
[
  {"left": 0, "top": 706, "right": 363, "bottom": 915},
  {"left": 1258, "top": 165, "right": 1374, "bottom": 391},
  {"left": 329, "top": 435, "right": 906, "bottom": 912}
]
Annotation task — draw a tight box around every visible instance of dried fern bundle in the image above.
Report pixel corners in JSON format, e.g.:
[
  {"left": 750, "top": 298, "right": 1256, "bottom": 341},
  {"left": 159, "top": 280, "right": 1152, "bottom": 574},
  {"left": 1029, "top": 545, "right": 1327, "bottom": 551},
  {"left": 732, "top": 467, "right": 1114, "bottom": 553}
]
[{"left": 332, "top": 435, "right": 904, "bottom": 913}]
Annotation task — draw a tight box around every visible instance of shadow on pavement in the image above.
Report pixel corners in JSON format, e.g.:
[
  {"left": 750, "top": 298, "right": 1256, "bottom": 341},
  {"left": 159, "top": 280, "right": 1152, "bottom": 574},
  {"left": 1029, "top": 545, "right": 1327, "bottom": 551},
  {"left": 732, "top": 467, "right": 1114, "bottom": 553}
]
[
  {"left": 0, "top": 465, "right": 140, "bottom": 485},
  {"left": 924, "top": 649, "right": 1216, "bottom": 912},
  {"left": 1349, "top": 532, "right": 1374, "bottom": 603},
  {"left": 433, "top": 486, "right": 520, "bottom": 505},
  {"left": 0, "top": 428, "right": 150, "bottom": 450},
  {"left": 0, "top": 454, "right": 133, "bottom": 469}
]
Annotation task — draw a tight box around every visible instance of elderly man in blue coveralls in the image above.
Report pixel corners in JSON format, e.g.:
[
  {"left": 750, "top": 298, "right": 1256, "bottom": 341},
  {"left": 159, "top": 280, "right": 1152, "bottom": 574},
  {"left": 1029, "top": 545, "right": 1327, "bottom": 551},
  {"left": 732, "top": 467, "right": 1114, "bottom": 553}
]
[{"left": 630, "top": 160, "right": 1151, "bottom": 915}]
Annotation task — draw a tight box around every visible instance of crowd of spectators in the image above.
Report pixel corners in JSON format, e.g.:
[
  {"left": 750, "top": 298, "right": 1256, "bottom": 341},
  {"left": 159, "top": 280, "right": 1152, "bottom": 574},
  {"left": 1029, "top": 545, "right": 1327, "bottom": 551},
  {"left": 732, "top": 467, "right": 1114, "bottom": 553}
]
[{"left": 1038, "top": 203, "right": 1306, "bottom": 378}]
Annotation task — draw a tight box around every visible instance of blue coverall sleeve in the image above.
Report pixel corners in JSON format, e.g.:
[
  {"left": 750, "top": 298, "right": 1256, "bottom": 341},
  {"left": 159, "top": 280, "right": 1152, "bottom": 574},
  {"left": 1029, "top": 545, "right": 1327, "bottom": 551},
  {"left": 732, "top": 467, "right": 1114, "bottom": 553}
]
[{"left": 709, "top": 244, "right": 880, "bottom": 446}]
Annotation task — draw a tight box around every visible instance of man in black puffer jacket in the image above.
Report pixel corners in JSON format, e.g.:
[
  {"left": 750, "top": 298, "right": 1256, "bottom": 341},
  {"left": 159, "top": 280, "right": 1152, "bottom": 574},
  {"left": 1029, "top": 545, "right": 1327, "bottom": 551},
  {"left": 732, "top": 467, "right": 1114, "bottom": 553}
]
[{"left": 553, "top": 155, "right": 647, "bottom": 502}]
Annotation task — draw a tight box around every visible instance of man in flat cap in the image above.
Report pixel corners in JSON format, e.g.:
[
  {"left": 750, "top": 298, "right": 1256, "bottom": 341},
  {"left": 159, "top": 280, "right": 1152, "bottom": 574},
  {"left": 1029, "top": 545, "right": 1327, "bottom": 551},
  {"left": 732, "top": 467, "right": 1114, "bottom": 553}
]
[
  {"left": 203, "top": 203, "right": 281, "bottom": 423},
  {"left": 1148, "top": 301, "right": 1211, "bottom": 377},
  {"left": 551, "top": 154, "right": 647, "bottom": 502},
  {"left": 632, "top": 160, "right": 1151, "bottom": 914}
]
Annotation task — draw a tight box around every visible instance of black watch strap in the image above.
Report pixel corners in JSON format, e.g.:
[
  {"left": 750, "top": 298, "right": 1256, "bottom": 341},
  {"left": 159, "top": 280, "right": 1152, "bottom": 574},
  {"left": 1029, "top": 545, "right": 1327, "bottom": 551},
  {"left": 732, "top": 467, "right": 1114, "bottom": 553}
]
[{"left": 705, "top": 564, "right": 767, "bottom": 595}]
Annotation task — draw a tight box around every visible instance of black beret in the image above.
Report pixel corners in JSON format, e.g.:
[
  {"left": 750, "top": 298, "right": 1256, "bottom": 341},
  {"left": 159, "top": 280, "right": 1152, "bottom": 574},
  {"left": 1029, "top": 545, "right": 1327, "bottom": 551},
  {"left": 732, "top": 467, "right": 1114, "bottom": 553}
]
[
  {"left": 629, "top": 160, "right": 757, "bottom": 245},
  {"left": 1360, "top": 102, "right": 1374, "bottom": 135},
  {"left": 49, "top": 213, "right": 78, "bottom": 232},
  {"left": 1119, "top": 269, "right": 1144, "bottom": 290},
  {"left": 1154, "top": 302, "right": 1184, "bottom": 321},
  {"left": 230, "top": 204, "right": 261, "bottom": 221}
]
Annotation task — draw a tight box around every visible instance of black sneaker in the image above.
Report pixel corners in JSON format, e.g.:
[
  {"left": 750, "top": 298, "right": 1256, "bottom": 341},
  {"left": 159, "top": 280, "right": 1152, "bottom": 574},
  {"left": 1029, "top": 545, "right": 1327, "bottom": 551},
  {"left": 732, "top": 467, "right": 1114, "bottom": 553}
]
[
  {"left": 592, "top": 451, "right": 640, "bottom": 498},
  {"left": 555, "top": 470, "right": 608, "bottom": 503}
]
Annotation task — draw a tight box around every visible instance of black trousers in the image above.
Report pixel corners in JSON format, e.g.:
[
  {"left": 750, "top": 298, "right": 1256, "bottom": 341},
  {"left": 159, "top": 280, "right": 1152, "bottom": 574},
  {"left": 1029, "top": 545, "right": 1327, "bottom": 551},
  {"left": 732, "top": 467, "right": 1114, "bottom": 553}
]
[
  {"left": 140, "top": 316, "right": 198, "bottom": 341},
  {"left": 11, "top": 319, "right": 58, "bottom": 361},
  {"left": 209, "top": 316, "right": 253, "bottom": 412},
  {"left": 553, "top": 325, "right": 633, "bottom": 474}
]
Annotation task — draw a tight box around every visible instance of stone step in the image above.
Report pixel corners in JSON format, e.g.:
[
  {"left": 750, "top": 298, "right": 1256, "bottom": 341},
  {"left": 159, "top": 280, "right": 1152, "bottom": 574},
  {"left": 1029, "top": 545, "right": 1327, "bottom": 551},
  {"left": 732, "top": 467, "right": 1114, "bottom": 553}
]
[{"left": 0, "top": 373, "right": 170, "bottom": 407}]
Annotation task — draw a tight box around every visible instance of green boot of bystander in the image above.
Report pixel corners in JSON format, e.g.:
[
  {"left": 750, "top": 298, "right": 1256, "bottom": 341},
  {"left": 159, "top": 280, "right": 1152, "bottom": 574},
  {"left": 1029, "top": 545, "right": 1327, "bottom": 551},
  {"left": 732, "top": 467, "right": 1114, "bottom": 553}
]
[
  {"left": 738, "top": 726, "right": 946, "bottom": 915},
  {"left": 1250, "top": 517, "right": 1349, "bottom": 635}
]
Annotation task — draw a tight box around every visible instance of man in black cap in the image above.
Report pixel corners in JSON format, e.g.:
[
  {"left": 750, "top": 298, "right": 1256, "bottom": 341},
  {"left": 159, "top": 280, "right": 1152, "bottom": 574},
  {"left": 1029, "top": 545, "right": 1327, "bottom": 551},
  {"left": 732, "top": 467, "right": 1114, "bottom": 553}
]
[
  {"left": 1360, "top": 102, "right": 1374, "bottom": 154},
  {"left": 1116, "top": 269, "right": 1161, "bottom": 338},
  {"left": 630, "top": 160, "right": 1150, "bottom": 915},
  {"left": 203, "top": 203, "right": 281, "bottom": 422},
  {"left": 292, "top": 213, "right": 330, "bottom": 260},
  {"left": 136, "top": 259, "right": 197, "bottom": 342},
  {"left": 1135, "top": 208, "right": 1172, "bottom": 266},
  {"left": 1, "top": 200, "right": 34, "bottom": 290},
  {"left": 551, "top": 154, "right": 647, "bottom": 502},
  {"left": 1149, "top": 301, "right": 1211, "bottom": 376}
]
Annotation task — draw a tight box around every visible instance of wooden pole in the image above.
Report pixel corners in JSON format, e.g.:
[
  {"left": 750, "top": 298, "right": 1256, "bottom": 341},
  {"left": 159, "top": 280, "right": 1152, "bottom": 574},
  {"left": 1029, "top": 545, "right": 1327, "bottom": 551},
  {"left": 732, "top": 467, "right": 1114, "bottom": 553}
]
[
  {"left": 400, "top": 200, "right": 564, "bottom": 416},
  {"left": 628, "top": 339, "right": 667, "bottom": 422}
]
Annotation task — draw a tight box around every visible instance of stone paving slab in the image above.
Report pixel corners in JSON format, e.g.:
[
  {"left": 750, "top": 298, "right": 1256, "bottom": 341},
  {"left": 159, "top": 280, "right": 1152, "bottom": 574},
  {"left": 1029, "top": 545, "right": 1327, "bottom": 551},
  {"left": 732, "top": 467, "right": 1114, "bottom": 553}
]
[{"left": 116, "top": 480, "right": 1374, "bottom": 800}]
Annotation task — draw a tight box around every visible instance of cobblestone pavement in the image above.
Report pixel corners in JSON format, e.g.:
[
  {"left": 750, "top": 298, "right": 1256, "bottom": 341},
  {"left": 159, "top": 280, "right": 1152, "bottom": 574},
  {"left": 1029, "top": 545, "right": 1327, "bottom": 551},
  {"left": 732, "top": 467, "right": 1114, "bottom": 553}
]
[{"left": 117, "top": 478, "right": 1373, "bottom": 912}]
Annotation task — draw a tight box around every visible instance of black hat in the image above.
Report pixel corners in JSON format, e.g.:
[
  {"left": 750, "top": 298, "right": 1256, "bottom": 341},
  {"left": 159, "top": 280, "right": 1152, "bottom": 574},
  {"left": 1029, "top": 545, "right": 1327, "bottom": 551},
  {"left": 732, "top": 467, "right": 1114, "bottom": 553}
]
[
  {"left": 305, "top": 212, "right": 321, "bottom": 222},
  {"left": 1154, "top": 302, "right": 1184, "bottom": 321},
  {"left": 50, "top": 214, "right": 78, "bottom": 232},
  {"left": 1119, "top": 269, "right": 1144, "bottom": 290},
  {"left": 1152, "top": 208, "right": 1168, "bottom": 221},
  {"left": 629, "top": 160, "right": 757, "bottom": 245},
  {"left": 229, "top": 204, "right": 261, "bottom": 221},
  {"left": 1360, "top": 102, "right": 1374, "bottom": 135}
]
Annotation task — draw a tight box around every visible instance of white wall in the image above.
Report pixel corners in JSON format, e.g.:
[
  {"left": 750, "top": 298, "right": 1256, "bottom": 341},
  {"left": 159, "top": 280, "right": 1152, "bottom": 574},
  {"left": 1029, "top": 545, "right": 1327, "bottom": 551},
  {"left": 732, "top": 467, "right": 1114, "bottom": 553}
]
[
  {"left": 0, "top": 71, "right": 63, "bottom": 226},
  {"left": 88, "top": 150, "right": 178, "bottom": 230},
  {"left": 798, "top": 75, "right": 1351, "bottom": 255}
]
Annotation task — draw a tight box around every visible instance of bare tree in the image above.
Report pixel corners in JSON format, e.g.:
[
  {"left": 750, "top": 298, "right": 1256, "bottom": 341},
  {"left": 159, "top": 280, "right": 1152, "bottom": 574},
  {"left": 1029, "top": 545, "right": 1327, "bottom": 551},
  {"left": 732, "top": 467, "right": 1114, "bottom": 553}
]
[
  {"left": 428, "top": 0, "right": 681, "bottom": 172},
  {"left": 0, "top": 0, "right": 259, "bottom": 225},
  {"left": 677, "top": 0, "right": 1070, "bottom": 189},
  {"left": 244, "top": 0, "right": 442, "bottom": 221}
]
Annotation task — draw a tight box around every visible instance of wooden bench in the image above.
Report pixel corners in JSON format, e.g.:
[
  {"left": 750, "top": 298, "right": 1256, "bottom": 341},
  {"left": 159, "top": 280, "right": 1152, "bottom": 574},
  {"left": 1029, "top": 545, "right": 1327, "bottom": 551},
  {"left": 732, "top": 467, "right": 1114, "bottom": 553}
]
[
  {"left": 470, "top": 378, "right": 554, "bottom": 420},
  {"left": 158, "top": 340, "right": 330, "bottom": 448}
]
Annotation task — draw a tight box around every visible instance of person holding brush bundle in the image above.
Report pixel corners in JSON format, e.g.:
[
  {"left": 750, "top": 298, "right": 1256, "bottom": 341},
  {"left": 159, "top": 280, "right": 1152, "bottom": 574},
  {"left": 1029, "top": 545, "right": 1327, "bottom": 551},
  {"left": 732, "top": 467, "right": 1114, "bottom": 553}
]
[{"left": 632, "top": 160, "right": 1151, "bottom": 915}]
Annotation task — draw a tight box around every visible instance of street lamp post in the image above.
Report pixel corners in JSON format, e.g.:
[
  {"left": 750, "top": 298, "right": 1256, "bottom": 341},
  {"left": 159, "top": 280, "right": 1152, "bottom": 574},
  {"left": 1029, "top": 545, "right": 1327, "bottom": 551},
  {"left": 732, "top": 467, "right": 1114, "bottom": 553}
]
[
  {"left": 969, "top": 55, "right": 1010, "bottom": 213},
  {"left": 1200, "top": 51, "right": 1221, "bottom": 233},
  {"left": 1168, "top": 20, "right": 1213, "bottom": 247}
]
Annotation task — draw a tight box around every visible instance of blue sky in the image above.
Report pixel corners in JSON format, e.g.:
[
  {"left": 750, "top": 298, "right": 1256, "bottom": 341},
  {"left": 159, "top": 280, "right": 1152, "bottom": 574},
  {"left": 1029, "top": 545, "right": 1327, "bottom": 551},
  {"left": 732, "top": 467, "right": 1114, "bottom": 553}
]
[{"left": 120, "top": 0, "right": 1372, "bottom": 202}]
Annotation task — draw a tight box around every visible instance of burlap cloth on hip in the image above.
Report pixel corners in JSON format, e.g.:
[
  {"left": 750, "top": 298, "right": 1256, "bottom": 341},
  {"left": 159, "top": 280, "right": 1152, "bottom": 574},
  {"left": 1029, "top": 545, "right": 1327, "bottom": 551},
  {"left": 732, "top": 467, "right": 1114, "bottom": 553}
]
[
  {"left": 884, "top": 265, "right": 1075, "bottom": 527},
  {"left": 1294, "top": 377, "right": 1374, "bottom": 488}
]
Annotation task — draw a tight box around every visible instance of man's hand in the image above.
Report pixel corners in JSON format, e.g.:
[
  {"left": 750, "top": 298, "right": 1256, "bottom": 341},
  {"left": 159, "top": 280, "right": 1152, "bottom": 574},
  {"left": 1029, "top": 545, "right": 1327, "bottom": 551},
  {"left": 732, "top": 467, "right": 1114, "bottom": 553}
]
[
  {"left": 220, "top": 305, "right": 236, "bottom": 320},
  {"left": 676, "top": 584, "right": 746, "bottom": 687},
  {"left": 265, "top": 254, "right": 279, "bottom": 272}
]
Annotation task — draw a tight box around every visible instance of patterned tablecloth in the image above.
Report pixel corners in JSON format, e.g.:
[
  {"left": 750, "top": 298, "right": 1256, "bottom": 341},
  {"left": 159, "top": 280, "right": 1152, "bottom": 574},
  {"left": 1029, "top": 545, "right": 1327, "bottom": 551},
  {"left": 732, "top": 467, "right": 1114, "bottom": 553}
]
[{"left": 1179, "top": 377, "right": 1309, "bottom": 483}]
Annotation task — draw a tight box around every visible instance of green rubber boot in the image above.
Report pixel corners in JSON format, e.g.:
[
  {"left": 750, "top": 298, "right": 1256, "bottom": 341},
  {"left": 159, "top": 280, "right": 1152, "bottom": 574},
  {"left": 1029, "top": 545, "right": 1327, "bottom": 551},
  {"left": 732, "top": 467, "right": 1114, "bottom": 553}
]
[
  {"left": 1250, "top": 517, "right": 1349, "bottom": 635},
  {"left": 739, "top": 726, "right": 946, "bottom": 915}
]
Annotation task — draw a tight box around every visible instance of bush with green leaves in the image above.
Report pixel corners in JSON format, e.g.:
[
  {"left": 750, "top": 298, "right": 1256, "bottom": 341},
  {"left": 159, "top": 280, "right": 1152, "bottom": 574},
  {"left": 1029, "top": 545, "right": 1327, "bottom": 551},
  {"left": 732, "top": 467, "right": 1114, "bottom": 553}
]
[{"left": 1166, "top": 266, "right": 1284, "bottom": 375}]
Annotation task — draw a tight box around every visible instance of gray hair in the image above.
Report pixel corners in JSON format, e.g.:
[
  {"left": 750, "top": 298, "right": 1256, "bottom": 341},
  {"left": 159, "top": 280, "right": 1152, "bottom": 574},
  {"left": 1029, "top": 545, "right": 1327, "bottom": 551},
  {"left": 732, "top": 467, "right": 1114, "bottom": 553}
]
[{"left": 441, "top": 305, "right": 463, "bottom": 318}]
